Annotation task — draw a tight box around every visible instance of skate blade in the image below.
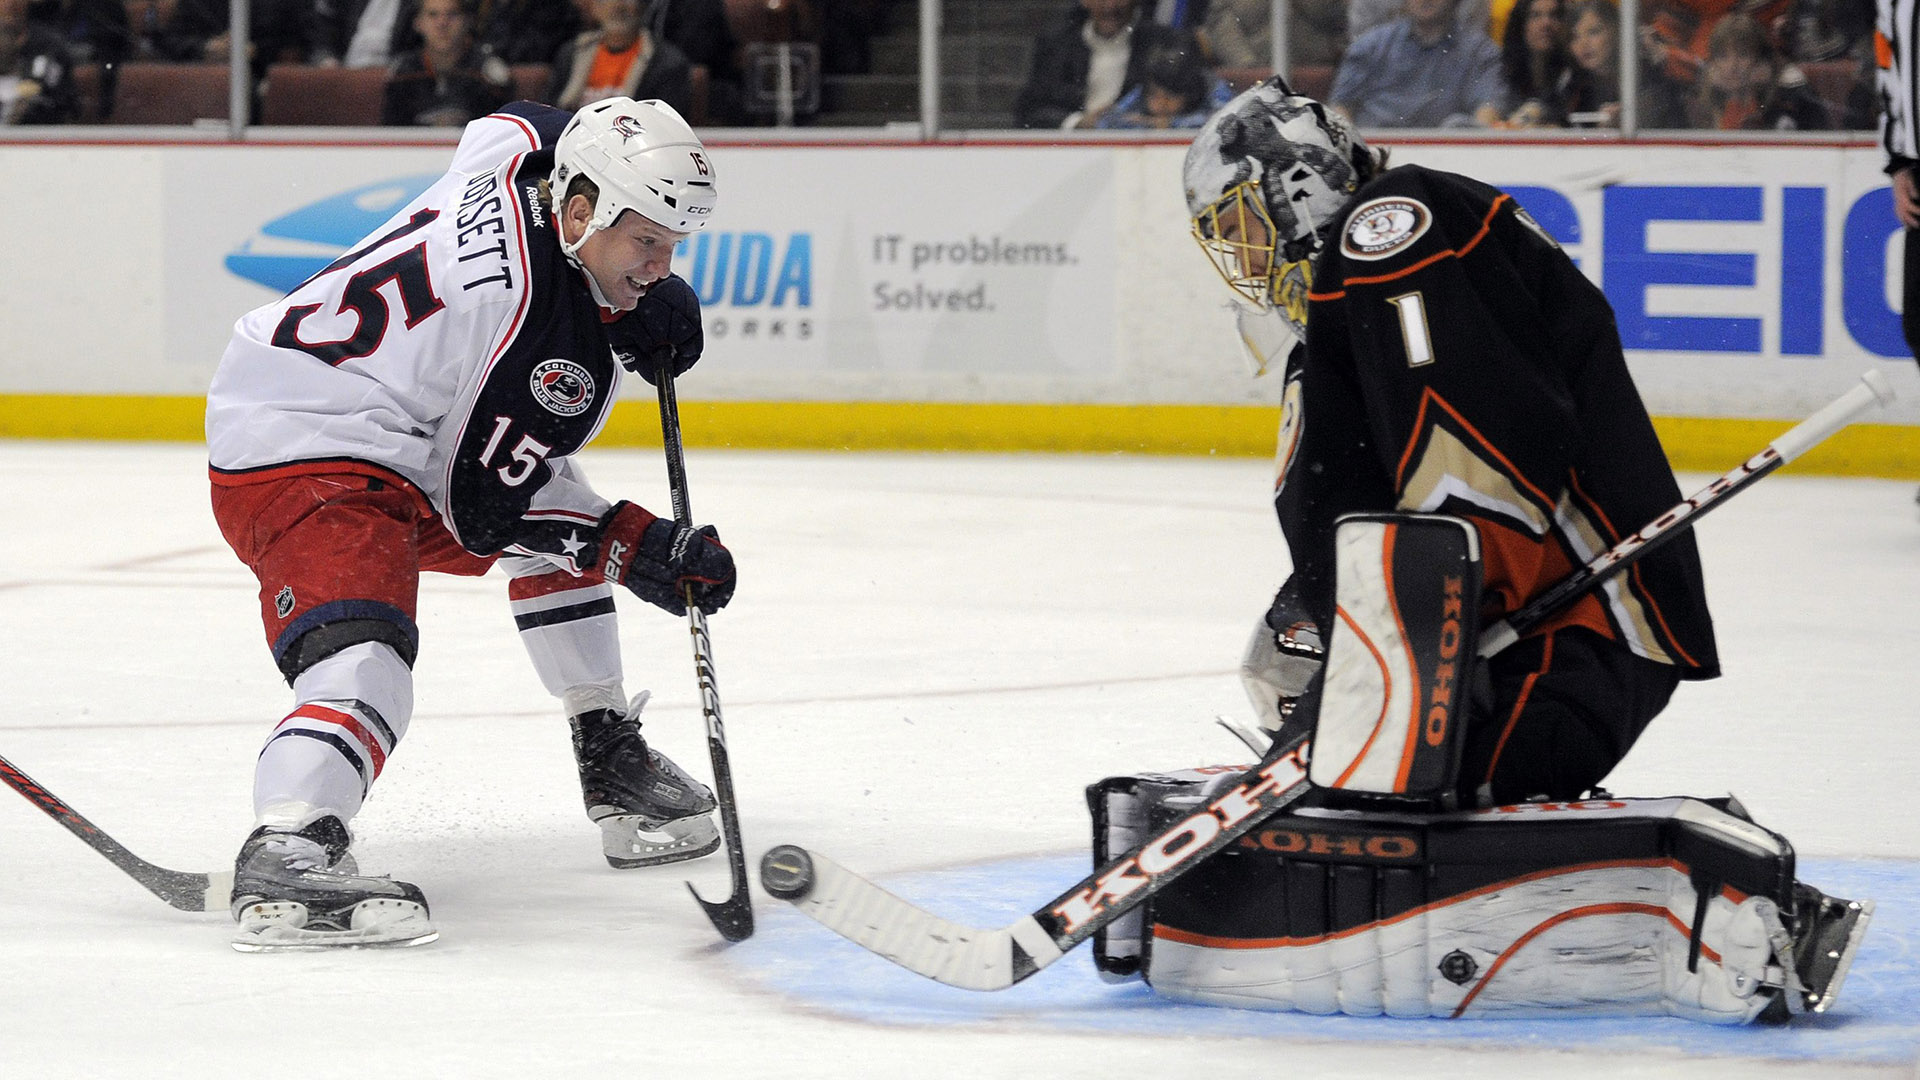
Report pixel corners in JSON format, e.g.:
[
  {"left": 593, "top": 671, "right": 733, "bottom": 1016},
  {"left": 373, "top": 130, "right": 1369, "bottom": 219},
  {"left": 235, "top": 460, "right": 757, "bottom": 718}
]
[
  {"left": 1804, "top": 899, "right": 1874, "bottom": 1014},
  {"left": 230, "top": 898, "right": 438, "bottom": 953},
  {"left": 599, "top": 812, "right": 722, "bottom": 868}
]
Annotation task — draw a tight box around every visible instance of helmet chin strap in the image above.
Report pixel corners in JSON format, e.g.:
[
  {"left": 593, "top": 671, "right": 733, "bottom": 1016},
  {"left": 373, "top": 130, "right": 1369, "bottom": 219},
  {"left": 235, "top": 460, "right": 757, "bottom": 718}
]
[{"left": 559, "top": 214, "right": 621, "bottom": 310}]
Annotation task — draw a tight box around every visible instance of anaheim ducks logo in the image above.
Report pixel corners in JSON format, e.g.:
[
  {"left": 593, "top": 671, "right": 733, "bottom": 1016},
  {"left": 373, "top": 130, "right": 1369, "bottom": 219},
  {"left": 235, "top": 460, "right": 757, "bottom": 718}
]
[
  {"left": 1342, "top": 196, "right": 1431, "bottom": 261},
  {"left": 531, "top": 359, "right": 595, "bottom": 416}
]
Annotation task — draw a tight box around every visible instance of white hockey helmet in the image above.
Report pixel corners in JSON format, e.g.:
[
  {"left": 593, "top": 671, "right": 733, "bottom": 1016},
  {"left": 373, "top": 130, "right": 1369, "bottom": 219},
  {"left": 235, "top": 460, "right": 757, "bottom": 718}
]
[
  {"left": 549, "top": 96, "right": 717, "bottom": 257},
  {"left": 1184, "top": 77, "right": 1379, "bottom": 355}
]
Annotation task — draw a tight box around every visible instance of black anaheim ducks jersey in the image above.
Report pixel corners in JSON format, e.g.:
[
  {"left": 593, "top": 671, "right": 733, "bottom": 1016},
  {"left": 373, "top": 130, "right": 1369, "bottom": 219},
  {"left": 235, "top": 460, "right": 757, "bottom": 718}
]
[{"left": 1282, "top": 164, "right": 1718, "bottom": 678}]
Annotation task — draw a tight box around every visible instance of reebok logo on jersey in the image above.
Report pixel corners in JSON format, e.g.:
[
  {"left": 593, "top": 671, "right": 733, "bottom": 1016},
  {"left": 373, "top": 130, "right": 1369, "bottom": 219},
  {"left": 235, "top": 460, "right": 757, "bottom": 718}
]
[
  {"left": 1342, "top": 197, "right": 1431, "bottom": 261},
  {"left": 530, "top": 359, "right": 595, "bottom": 416}
]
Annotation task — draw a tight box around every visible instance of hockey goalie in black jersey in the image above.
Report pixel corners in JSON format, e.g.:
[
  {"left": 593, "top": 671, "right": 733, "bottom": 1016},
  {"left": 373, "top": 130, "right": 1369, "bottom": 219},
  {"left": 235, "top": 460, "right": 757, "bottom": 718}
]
[{"left": 1080, "top": 77, "right": 1873, "bottom": 1022}]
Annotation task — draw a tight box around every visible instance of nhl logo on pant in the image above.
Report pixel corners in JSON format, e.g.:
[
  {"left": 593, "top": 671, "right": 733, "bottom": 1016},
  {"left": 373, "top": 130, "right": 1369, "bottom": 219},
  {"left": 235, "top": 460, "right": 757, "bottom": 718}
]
[{"left": 274, "top": 585, "right": 295, "bottom": 619}]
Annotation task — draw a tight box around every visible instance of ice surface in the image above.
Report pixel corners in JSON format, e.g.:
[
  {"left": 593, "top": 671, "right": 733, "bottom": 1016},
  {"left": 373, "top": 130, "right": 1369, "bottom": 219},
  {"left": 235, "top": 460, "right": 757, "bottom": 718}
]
[{"left": 1, "top": 441, "right": 1914, "bottom": 1079}]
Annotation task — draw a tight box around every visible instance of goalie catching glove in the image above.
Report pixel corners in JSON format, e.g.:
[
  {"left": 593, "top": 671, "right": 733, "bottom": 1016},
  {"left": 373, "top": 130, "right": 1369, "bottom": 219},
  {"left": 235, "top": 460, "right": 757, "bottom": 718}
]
[
  {"left": 1240, "top": 578, "right": 1324, "bottom": 734},
  {"left": 596, "top": 501, "right": 735, "bottom": 615}
]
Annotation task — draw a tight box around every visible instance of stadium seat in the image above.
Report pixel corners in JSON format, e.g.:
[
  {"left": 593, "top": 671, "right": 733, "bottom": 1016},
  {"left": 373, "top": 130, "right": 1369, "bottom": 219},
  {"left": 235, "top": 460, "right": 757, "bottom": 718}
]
[
  {"left": 1215, "top": 65, "right": 1335, "bottom": 101},
  {"left": 108, "top": 62, "right": 231, "bottom": 125},
  {"left": 261, "top": 64, "right": 389, "bottom": 126},
  {"left": 70, "top": 63, "right": 103, "bottom": 123}
]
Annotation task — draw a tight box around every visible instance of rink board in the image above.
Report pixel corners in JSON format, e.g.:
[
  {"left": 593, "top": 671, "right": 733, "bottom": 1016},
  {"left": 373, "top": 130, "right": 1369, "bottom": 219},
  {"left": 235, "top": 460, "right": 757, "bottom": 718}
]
[{"left": 734, "top": 852, "right": 1919, "bottom": 1064}]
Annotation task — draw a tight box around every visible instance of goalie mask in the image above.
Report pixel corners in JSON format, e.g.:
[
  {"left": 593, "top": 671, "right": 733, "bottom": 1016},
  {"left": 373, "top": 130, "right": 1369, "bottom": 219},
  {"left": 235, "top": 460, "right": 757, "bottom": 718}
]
[
  {"left": 1184, "top": 78, "right": 1377, "bottom": 372},
  {"left": 550, "top": 97, "right": 717, "bottom": 261}
]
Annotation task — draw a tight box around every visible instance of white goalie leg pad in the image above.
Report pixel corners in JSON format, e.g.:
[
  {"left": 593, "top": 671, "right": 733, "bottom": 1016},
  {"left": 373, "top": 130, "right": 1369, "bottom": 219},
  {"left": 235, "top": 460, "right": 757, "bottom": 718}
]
[{"left": 1146, "top": 861, "right": 1786, "bottom": 1023}]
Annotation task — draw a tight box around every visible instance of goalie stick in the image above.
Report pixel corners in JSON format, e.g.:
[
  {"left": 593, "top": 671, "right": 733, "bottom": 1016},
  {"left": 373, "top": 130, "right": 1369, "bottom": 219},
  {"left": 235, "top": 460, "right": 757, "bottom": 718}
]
[
  {"left": 657, "top": 356, "right": 754, "bottom": 943},
  {"left": 758, "top": 369, "right": 1897, "bottom": 991},
  {"left": 1, "top": 752, "right": 230, "bottom": 913}
]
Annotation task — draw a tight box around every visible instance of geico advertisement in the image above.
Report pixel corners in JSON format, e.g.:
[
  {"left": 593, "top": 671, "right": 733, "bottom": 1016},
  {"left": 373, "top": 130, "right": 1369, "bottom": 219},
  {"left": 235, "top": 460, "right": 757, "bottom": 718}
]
[{"left": 1385, "top": 141, "right": 1915, "bottom": 419}]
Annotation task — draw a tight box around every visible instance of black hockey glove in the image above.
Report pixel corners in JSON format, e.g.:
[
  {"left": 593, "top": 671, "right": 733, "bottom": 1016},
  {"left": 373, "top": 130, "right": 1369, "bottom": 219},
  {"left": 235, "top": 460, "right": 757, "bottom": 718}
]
[
  {"left": 610, "top": 273, "right": 703, "bottom": 385},
  {"left": 595, "top": 501, "right": 736, "bottom": 616},
  {"left": 1240, "top": 578, "right": 1324, "bottom": 734}
]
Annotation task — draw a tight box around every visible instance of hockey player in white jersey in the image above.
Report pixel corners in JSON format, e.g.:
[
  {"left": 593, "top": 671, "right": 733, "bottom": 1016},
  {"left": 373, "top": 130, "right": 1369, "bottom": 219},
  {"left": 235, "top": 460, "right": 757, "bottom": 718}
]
[{"left": 205, "top": 96, "right": 731, "bottom": 950}]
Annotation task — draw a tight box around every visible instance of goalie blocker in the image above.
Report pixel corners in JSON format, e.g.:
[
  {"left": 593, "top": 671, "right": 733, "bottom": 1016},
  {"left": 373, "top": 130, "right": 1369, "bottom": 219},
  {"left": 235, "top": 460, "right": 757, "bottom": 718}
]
[{"left": 1088, "top": 775, "right": 1871, "bottom": 1023}]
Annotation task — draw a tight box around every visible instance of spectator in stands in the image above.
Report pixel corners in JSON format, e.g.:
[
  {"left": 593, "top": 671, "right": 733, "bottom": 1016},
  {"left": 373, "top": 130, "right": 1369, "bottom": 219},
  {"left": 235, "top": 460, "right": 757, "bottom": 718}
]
[
  {"left": 1014, "top": 0, "right": 1193, "bottom": 128},
  {"left": 1098, "top": 39, "right": 1231, "bottom": 126},
  {"left": 382, "top": 0, "right": 511, "bottom": 125},
  {"left": 1327, "top": 0, "right": 1504, "bottom": 126},
  {"left": 26, "top": 0, "right": 127, "bottom": 119},
  {"left": 1562, "top": 0, "right": 1685, "bottom": 125},
  {"left": 125, "top": 0, "right": 177, "bottom": 60},
  {"left": 1476, "top": 0, "right": 1573, "bottom": 126},
  {"left": 0, "top": 0, "right": 77, "bottom": 123},
  {"left": 645, "top": 0, "right": 740, "bottom": 123},
  {"left": 474, "top": 0, "right": 582, "bottom": 66},
  {"left": 551, "top": 0, "right": 694, "bottom": 115},
  {"left": 1200, "top": 0, "right": 1349, "bottom": 69},
  {"left": 311, "top": 0, "right": 422, "bottom": 69},
  {"left": 26, "top": 0, "right": 127, "bottom": 66},
  {"left": 155, "top": 0, "right": 313, "bottom": 80},
  {"left": 1684, "top": 11, "right": 1830, "bottom": 128},
  {"left": 1640, "top": 0, "right": 1791, "bottom": 89},
  {"left": 1780, "top": 0, "right": 1875, "bottom": 127}
]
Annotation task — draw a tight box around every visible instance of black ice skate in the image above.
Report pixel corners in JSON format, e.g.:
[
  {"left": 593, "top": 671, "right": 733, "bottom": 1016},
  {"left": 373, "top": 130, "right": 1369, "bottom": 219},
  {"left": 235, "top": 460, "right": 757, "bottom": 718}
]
[
  {"left": 572, "top": 690, "right": 720, "bottom": 868},
  {"left": 229, "top": 816, "right": 436, "bottom": 952},
  {"left": 1756, "top": 882, "right": 1874, "bottom": 1021},
  {"left": 1786, "top": 883, "right": 1874, "bottom": 1014}
]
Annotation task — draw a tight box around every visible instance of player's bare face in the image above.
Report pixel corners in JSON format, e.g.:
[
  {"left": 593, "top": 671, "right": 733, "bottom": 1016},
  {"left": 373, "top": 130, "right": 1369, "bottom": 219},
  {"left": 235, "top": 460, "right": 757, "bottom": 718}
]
[{"left": 574, "top": 206, "right": 688, "bottom": 310}]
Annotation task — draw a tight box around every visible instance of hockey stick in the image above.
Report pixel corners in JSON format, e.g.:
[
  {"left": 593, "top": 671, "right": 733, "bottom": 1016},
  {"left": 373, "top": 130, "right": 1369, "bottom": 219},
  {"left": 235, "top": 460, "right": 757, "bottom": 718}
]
[
  {"left": 757, "top": 369, "right": 1897, "bottom": 991},
  {"left": 1, "top": 752, "right": 231, "bottom": 913},
  {"left": 656, "top": 356, "right": 753, "bottom": 943}
]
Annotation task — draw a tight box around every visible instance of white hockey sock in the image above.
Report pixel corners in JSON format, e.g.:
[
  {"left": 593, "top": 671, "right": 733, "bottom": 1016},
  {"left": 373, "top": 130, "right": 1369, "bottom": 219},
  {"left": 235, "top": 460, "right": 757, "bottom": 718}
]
[{"left": 254, "top": 641, "right": 414, "bottom": 828}]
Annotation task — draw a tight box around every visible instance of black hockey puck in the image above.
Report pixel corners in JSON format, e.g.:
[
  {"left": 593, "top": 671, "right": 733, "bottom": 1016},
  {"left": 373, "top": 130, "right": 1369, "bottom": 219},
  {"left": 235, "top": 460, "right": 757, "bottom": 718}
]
[{"left": 760, "top": 845, "right": 815, "bottom": 901}]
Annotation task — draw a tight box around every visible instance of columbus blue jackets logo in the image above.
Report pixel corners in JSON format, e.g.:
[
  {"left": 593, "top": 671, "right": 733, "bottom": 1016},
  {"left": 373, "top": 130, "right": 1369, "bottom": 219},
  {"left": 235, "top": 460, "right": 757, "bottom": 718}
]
[
  {"left": 530, "top": 359, "right": 595, "bottom": 416},
  {"left": 1342, "top": 197, "right": 1432, "bottom": 261},
  {"left": 612, "top": 115, "right": 645, "bottom": 141},
  {"left": 227, "top": 175, "right": 441, "bottom": 294}
]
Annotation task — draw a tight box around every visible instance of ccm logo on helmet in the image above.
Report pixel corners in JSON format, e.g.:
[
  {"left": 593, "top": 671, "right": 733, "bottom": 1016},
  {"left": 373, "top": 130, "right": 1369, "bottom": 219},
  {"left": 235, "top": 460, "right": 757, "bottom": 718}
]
[{"left": 1050, "top": 750, "right": 1309, "bottom": 935}]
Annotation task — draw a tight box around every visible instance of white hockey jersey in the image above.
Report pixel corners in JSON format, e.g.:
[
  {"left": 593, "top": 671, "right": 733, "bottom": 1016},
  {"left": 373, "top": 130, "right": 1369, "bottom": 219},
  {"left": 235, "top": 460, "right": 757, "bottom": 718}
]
[{"left": 207, "top": 102, "right": 624, "bottom": 561}]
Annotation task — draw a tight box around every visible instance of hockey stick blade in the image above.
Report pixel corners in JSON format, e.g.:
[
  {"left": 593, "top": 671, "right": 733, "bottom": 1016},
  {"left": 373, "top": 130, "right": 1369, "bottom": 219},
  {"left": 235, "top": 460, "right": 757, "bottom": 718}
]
[
  {"left": 686, "top": 608, "right": 753, "bottom": 942},
  {"left": 1, "top": 752, "right": 230, "bottom": 913},
  {"left": 761, "top": 372, "right": 1895, "bottom": 989},
  {"left": 657, "top": 358, "right": 753, "bottom": 942},
  {"left": 758, "top": 746, "right": 1313, "bottom": 990}
]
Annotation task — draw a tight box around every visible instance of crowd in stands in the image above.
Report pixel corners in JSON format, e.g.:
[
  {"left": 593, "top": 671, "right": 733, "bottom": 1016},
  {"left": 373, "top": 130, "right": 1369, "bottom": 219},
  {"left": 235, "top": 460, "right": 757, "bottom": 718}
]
[
  {"left": 1013, "top": 0, "right": 1879, "bottom": 130},
  {"left": 0, "top": 0, "right": 1883, "bottom": 128},
  {"left": 0, "top": 0, "right": 866, "bottom": 125}
]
